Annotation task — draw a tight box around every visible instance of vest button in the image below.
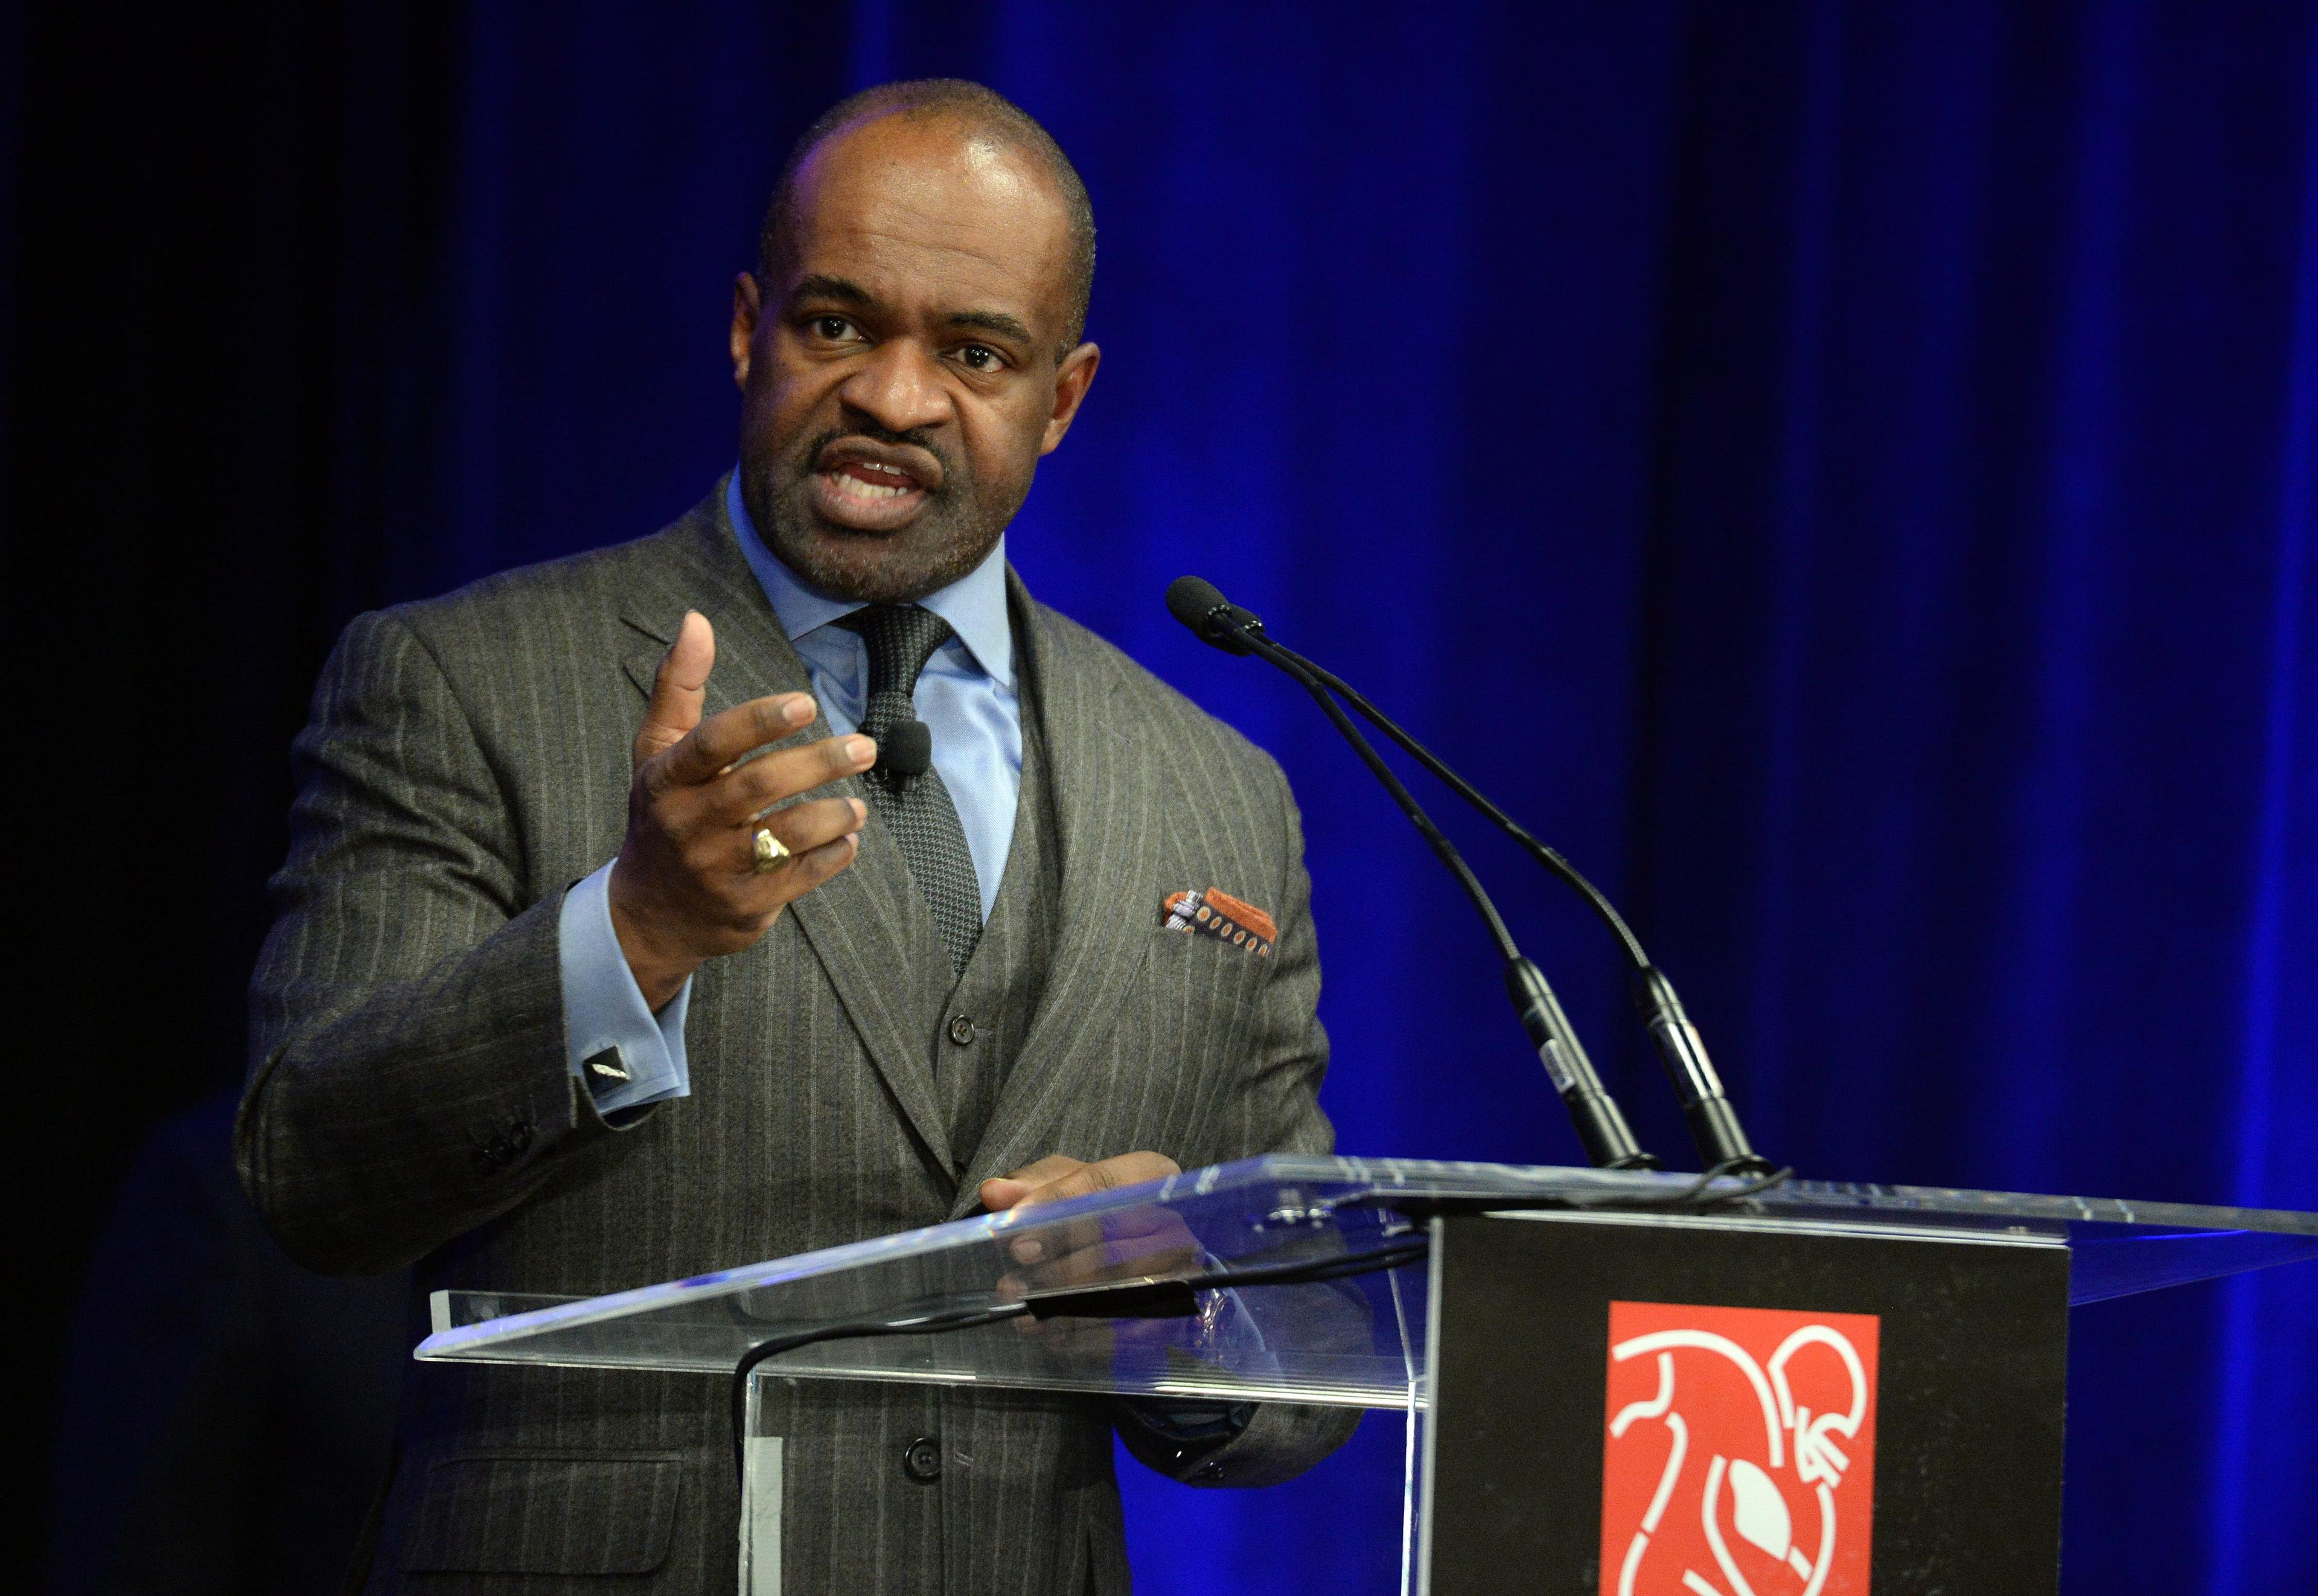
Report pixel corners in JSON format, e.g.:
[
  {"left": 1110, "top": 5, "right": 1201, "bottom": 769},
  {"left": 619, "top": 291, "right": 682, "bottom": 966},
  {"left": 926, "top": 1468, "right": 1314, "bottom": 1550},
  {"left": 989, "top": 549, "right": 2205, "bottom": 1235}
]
[
  {"left": 902, "top": 1434, "right": 943, "bottom": 1482},
  {"left": 947, "top": 1014, "right": 977, "bottom": 1046}
]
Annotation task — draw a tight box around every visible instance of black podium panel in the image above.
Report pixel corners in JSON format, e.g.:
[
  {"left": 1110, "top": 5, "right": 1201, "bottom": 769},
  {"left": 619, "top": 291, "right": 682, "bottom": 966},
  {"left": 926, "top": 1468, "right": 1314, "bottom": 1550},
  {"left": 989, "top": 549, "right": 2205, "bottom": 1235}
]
[{"left": 1423, "top": 1213, "right": 2071, "bottom": 1595}]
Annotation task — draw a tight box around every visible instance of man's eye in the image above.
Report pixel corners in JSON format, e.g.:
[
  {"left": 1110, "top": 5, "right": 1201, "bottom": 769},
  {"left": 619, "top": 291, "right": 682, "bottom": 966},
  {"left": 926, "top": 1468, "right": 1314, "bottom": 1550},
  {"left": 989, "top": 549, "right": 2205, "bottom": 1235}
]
[
  {"left": 811, "top": 316, "right": 858, "bottom": 341},
  {"left": 957, "top": 345, "right": 1000, "bottom": 371}
]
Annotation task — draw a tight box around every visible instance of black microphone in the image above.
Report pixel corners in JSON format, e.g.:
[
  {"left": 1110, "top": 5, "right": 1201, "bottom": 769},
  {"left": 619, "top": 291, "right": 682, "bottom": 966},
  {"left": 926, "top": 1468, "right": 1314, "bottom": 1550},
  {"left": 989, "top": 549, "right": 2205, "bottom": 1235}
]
[
  {"left": 879, "top": 719, "right": 933, "bottom": 782},
  {"left": 1166, "top": 575, "right": 1774, "bottom": 1175},
  {"left": 1165, "top": 576, "right": 1265, "bottom": 655},
  {"left": 1166, "top": 576, "right": 1654, "bottom": 1171}
]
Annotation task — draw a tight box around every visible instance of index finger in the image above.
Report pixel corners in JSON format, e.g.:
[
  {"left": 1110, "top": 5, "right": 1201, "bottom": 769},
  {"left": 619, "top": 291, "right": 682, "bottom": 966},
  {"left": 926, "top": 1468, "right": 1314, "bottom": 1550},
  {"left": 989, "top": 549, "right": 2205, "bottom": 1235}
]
[
  {"left": 980, "top": 1155, "right": 1085, "bottom": 1215},
  {"left": 656, "top": 693, "right": 816, "bottom": 787},
  {"left": 1008, "top": 1152, "right": 1180, "bottom": 1214}
]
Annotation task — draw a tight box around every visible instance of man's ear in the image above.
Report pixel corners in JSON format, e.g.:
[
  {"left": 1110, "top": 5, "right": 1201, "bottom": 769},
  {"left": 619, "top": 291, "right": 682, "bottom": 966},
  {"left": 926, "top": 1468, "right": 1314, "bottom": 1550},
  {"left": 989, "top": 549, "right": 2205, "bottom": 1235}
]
[
  {"left": 730, "top": 272, "right": 765, "bottom": 389},
  {"left": 1038, "top": 342, "right": 1102, "bottom": 455}
]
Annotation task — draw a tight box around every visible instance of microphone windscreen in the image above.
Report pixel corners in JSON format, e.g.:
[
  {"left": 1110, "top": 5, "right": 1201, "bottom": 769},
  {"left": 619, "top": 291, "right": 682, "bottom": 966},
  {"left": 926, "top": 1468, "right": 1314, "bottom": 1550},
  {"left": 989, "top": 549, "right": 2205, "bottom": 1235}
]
[
  {"left": 1166, "top": 575, "right": 1232, "bottom": 636},
  {"left": 881, "top": 718, "right": 933, "bottom": 777}
]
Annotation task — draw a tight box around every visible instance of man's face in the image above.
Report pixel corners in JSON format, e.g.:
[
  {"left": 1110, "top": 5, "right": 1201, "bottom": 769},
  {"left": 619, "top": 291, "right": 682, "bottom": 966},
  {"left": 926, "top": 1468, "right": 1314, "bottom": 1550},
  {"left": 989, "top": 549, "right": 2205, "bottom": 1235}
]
[{"left": 730, "top": 115, "right": 1099, "bottom": 602}]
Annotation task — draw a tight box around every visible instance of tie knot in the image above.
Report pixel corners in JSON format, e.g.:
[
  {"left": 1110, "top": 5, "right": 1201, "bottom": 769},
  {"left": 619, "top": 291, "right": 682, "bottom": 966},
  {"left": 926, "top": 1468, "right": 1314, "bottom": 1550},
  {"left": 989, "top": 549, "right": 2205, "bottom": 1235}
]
[{"left": 840, "top": 604, "right": 955, "bottom": 701}]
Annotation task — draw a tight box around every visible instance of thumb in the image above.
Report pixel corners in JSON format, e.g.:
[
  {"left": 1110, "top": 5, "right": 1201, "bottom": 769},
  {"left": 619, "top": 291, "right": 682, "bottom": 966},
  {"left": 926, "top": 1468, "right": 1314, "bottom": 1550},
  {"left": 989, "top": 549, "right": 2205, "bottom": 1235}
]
[{"left": 634, "top": 611, "right": 714, "bottom": 767}]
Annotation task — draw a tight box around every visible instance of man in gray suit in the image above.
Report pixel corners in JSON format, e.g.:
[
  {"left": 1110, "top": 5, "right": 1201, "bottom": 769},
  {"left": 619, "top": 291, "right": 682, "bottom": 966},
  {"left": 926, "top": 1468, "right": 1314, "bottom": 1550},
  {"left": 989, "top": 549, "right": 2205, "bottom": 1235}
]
[{"left": 239, "top": 80, "right": 1352, "bottom": 1592}]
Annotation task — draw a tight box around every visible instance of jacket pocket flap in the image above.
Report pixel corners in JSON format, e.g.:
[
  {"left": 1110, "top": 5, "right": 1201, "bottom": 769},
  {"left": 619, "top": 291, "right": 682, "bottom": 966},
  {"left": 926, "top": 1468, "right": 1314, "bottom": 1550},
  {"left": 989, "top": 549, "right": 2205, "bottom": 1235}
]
[{"left": 402, "top": 1453, "right": 682, "bottom": 1575}]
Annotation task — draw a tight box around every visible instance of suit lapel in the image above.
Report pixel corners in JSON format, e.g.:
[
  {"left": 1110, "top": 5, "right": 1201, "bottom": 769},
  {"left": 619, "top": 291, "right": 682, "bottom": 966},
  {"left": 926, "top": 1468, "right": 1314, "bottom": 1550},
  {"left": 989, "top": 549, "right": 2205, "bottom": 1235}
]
[
  {"left": 619, "top": 491, "right": 957, "bottom": 1176},
  {"left": 953, "top": 579, "right": 1167, "bottom": 1207}
]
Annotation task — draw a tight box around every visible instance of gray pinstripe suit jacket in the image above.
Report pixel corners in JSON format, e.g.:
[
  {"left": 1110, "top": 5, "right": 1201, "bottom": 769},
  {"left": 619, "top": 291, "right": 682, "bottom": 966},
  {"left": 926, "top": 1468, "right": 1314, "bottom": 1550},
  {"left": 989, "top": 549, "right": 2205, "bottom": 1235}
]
[{"left": 237, "top": 485, "right": 1355, "bottom": 1593}]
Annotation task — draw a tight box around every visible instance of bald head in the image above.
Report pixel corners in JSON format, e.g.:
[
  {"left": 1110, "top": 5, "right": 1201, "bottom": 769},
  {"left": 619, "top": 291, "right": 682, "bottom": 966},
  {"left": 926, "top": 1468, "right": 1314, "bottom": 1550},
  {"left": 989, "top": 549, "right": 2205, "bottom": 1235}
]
[{"left": 758, "top": 80, "right": 1096, "bottom": 355}]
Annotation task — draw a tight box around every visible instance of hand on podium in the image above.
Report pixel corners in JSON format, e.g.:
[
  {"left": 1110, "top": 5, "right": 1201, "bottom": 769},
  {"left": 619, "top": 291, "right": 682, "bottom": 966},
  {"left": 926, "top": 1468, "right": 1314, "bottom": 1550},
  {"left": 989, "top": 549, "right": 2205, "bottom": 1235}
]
[{"left": 982, "top": 1154, "right": 1196, "bottom": 1356}]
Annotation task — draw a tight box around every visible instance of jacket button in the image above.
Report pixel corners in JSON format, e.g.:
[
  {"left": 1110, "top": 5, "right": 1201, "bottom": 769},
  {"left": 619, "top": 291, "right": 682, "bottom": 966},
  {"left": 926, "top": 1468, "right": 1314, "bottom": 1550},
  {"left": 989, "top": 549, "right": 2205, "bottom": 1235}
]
[
  {"left": 902, "top": 1435, "right": 943, "bottom": 1483},
  {"left": 947, "top": 1015, "right": 976, "bottom": 1047}
]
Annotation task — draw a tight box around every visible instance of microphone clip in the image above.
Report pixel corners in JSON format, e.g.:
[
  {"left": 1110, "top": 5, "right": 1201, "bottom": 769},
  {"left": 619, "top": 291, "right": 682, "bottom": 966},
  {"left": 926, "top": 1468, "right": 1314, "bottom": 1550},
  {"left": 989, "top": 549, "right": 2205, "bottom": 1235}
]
[{"left": 876, "top": 718, "right": 934, "bottom": 792}]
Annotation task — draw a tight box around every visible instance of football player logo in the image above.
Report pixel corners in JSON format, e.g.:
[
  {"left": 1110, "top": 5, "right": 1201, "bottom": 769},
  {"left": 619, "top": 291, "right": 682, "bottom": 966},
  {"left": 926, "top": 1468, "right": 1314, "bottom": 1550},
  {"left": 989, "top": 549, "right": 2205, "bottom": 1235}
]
[{"left": 1600, "top": 1301, "right": 1880, "bottom": 1596}]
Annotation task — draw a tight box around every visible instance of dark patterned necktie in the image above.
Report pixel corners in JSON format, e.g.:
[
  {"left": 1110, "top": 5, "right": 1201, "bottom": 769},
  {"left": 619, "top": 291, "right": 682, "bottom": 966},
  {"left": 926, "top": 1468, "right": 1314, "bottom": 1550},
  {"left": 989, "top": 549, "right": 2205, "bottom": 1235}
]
[{"left": 838, "top": 604, "right": 982, "bottom": 975}]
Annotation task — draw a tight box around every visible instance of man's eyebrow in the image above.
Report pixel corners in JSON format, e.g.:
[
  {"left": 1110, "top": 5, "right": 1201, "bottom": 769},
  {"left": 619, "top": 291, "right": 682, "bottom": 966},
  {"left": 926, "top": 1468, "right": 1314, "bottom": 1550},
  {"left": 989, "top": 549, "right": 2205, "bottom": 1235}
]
[
  {"left": 946, "top": 309, "right": 1035, "bottom": 344},
  {"left": 785, "top": 274, "right": 873, "bottom": 308}
]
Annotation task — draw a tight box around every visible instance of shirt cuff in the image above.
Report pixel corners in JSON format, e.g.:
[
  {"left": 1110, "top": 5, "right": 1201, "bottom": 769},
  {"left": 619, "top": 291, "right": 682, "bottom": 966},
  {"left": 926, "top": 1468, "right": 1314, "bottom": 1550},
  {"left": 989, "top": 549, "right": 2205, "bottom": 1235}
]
[
  {"left": 559, "top": 861, "right": 692, "bottom": 1112},
  {"left": 1121, "top": 1397, "right": 1257, "bottom": 1442},
  {"left": 1122, "top": 1264, "right": 1268, "bottom": 1440}
]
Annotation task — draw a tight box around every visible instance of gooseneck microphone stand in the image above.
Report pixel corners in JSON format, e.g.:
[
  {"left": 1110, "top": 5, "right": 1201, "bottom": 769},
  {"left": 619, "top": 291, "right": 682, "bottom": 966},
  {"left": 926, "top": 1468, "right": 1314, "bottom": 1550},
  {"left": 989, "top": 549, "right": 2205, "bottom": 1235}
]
[
  {"left": 1167, "top": 576, "right": 1775, "bottom": 1175},
  {"left": 1165, "top": 581, "right": 1655, "bottom": 1171},
  {"left": 1261, "top": 634, "right": 1772, "bottom": 1175}
]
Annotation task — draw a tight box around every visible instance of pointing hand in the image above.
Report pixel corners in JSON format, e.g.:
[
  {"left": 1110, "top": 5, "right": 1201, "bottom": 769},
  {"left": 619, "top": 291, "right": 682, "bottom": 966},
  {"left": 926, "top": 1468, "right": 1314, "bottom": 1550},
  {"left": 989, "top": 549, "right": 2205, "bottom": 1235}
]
[{"left": 607, "top": 611, "right": 872, "bottom": 1008}]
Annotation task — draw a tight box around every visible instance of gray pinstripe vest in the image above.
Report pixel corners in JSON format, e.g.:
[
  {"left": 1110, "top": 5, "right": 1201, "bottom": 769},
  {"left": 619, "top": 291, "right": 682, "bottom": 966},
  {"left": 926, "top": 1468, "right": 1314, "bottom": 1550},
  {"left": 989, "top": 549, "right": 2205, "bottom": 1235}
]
[{"left": 904, "top": 640, "right": 1063, "bottom": 1174}]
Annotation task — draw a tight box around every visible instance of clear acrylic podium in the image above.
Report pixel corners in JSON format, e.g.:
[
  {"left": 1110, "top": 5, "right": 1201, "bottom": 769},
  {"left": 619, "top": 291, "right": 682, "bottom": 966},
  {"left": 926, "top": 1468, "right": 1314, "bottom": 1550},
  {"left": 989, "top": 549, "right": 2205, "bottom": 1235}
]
[{"left": 416, "top": 1157, "right": 2318, "bottom": 1594}]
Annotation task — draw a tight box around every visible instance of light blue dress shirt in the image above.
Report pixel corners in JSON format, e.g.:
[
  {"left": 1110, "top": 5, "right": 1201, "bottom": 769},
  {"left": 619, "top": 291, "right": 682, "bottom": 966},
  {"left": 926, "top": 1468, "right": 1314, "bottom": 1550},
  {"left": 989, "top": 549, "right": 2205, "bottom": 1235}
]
[{"left": 560, "top": 474, "right": 1023, "bottom": 1112}]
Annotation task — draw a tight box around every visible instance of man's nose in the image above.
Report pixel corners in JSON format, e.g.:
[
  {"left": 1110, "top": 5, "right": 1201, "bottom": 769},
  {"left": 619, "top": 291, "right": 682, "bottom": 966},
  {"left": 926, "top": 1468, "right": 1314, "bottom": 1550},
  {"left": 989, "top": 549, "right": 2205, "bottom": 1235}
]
[{"left": 837, "top": 339, "right": 950, "bottom": 436}]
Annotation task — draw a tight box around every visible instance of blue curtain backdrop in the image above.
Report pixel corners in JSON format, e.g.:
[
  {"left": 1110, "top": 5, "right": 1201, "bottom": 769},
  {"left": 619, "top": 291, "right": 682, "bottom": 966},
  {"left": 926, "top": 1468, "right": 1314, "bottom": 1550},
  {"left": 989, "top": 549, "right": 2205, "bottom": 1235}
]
[{"left": 11, "top": 2, "right": 2315, "bottom": 1590}]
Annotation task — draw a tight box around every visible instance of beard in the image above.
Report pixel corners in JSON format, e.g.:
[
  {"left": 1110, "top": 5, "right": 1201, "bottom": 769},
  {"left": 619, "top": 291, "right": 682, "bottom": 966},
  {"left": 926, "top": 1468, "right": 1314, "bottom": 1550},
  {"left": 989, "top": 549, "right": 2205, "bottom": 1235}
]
[{"left": 739, "top": 424, "right": 1026, "bottom": 604}]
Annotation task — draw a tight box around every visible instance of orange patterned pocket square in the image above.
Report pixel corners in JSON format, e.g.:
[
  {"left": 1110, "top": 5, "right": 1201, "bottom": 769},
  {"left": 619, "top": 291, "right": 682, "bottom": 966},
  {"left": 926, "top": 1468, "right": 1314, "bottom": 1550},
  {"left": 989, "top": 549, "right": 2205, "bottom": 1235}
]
[{"left": 1161, "top": 887, "right": 1278, "bottom": 957}]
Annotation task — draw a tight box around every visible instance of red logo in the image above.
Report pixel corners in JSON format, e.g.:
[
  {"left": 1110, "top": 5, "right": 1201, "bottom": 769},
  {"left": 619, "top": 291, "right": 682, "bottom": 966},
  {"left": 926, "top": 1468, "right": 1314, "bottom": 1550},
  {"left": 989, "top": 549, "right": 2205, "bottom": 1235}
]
[{"left": 1600, "top": 1300, "right": 1880, "bottom": 1596}]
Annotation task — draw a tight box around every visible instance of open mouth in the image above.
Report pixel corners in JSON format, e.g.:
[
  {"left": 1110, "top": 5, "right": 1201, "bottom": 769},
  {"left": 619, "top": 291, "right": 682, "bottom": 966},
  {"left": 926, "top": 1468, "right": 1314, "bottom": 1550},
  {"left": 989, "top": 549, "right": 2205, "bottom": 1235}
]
[
  {"left": 809, "top": 441, "right": 940, "bottom": 531},
  {"left": 826, "top": 458, "right": 923, "bottom": 502}
]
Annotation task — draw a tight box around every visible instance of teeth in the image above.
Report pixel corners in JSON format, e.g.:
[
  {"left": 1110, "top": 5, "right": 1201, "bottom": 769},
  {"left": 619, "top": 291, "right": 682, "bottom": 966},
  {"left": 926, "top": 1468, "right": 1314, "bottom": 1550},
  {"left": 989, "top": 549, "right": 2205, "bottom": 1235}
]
[{"left": 830, "top": 471, "right": 912, "bottom": 500}]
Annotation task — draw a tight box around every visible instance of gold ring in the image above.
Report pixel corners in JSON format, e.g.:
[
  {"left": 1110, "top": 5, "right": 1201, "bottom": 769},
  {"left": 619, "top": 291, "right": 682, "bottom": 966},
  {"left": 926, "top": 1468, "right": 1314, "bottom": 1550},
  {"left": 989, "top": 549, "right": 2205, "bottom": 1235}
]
[{"left": 752, "top": 827, "right": 792, "bottom": 873}]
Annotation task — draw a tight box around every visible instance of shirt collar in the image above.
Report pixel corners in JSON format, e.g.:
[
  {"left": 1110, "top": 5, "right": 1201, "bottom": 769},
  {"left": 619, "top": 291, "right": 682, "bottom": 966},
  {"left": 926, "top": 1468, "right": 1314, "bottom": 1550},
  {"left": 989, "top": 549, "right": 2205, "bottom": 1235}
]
[{"left": 725, "top": 471, "right": 1014, "bottom": 688}]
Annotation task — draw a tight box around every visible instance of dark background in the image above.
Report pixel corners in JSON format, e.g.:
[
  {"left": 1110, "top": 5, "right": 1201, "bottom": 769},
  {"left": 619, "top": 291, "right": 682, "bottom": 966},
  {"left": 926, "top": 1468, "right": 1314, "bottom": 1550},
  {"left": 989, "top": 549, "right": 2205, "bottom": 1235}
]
[{"left": 8, "top": 1, "right": 2315, "bottom": 1591}]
